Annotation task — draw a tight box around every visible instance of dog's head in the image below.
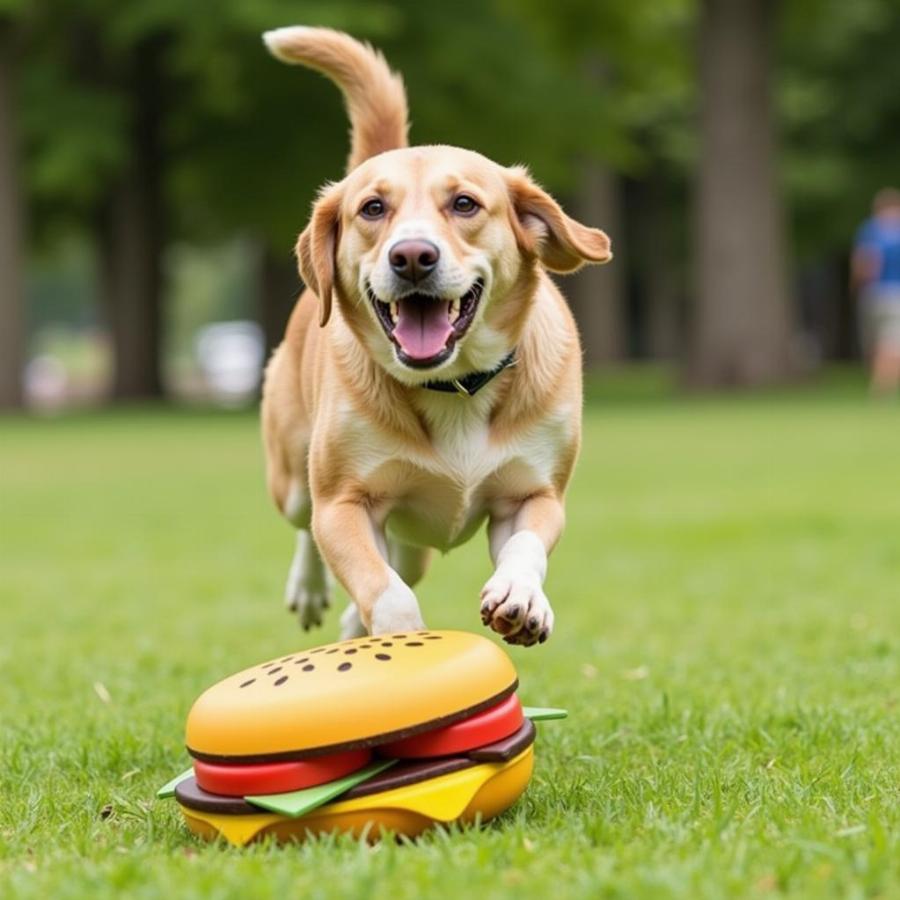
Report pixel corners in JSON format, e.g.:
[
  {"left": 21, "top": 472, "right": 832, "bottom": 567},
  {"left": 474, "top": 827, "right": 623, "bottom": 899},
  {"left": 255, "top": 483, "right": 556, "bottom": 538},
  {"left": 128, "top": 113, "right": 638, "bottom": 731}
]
[{"left": 297, "top": 146, "right": 611, "bottom": 383}]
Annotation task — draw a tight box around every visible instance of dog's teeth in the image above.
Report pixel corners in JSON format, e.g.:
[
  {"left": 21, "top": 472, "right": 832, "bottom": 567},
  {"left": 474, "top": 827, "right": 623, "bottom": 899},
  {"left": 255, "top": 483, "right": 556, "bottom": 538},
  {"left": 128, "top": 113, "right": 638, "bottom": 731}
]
[
  {"left": 389, "top": 302, "right": 399, "bottom": 323},
  {"left": 450, "top": 300, "right": 461, "bottom": 322}
]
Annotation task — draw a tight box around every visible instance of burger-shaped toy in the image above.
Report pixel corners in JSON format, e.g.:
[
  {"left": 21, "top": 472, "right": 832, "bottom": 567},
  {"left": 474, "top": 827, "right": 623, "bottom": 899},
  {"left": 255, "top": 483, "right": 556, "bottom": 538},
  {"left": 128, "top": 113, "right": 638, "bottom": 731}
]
[{"left": 157, "top": 630, "right": 565, "bottom": 845}]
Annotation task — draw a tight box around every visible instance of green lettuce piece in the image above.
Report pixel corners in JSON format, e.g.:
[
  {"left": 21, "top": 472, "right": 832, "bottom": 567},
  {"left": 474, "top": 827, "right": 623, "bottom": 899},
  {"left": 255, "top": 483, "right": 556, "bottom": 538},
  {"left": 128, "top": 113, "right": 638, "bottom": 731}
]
[
  {"left": 522, "top": 706, "right": 568, "bottom": 721},
  {"left": 244, "top": 759, "right": 397, "bottom": 817},
  {"left": 156, "top": 767, "right": 194, "bottom": 799}
]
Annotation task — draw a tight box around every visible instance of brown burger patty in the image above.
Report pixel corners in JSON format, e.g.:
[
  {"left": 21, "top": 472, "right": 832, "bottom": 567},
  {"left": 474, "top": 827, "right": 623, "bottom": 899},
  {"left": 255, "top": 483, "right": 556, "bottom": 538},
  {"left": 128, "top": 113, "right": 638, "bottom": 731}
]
[
  {"left": 175, "top": 720, "right": 536, "bottom": 815},
  {"left": 175, "top": 778, "right": 262, "bottom": 815},
  {"left": 467, "top": 718, "right": 536, "bottom": 762},
  {"left": 343, "top": 720, "right": 536, "bottom": 799},
  {"left": 186, "top": 681, "right": 518, "bottom": 764}
]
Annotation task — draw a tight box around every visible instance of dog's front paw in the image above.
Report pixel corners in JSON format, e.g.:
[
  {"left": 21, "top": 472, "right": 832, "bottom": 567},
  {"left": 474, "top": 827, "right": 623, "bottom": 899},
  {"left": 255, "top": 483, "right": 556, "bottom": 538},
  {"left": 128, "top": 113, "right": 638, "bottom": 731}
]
[
  {"left": 370, "top": 571, "right": 426, "bottom": 635},
  {"left": 480, "top": 571, "right": 554, "bottom": 647}
]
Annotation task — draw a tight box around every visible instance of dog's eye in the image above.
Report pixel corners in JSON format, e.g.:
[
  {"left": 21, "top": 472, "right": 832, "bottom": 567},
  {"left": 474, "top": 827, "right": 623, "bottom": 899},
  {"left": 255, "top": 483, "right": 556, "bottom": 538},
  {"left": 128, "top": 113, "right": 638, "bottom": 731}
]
[
  {"left": 452, "top": 194, "right": 479, "bottom": 216},
  {"left": 360, "top": 198, "right": 386, "bottom": 219}
]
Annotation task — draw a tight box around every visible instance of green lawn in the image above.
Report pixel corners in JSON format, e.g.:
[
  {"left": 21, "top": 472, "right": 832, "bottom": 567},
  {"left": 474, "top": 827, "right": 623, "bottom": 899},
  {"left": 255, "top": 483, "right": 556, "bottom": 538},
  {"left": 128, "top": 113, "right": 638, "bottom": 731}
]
[{"left": 2, "top": 373, "right": 899, "bottom": 899}]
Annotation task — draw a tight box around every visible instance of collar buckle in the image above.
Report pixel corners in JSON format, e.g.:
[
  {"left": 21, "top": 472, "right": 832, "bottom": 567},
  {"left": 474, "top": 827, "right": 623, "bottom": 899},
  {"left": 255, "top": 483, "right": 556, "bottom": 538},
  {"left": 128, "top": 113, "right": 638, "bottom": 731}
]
[{"left": 422, "top": 349, "right": 517, "bottom": 398}]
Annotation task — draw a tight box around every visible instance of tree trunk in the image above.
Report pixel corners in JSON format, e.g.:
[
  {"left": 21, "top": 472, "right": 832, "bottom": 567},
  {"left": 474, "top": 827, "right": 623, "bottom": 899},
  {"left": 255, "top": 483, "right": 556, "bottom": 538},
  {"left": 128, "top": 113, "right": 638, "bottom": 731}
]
[
  {"left": 0, "top": 23, "right": 25, "bottom": 409},
  {"left": 567, "top": 162, "right": 627, "bottom": 365},
  {"left": 100, "top": 35, "right": 167, "bottom": 400},
  {"left": 691, "top": 0, "right": 792, "bottom": 386},
  {"left": 259, "top": 242, "right": 299, "bottom": 356},
  {"left": 633, "top": 176, "right": 683, "bottom": 360}
]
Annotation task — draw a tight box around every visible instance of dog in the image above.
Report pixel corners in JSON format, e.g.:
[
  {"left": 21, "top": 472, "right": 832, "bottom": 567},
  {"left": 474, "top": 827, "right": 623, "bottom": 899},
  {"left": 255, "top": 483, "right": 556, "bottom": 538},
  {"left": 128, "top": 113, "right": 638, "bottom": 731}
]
[{"left": 260, "top": 27, "right": 611, "bottom": 646}]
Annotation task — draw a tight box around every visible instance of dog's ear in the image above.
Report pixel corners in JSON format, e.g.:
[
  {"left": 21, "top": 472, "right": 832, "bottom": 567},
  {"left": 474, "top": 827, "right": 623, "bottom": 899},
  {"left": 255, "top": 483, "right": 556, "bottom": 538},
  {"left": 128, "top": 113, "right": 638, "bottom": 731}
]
[
  {"left": 296, "top": 183, "right": 343, "bottom": 326},
  {"left": 506, "top": 166, "right": 612, "bottom": 273}
]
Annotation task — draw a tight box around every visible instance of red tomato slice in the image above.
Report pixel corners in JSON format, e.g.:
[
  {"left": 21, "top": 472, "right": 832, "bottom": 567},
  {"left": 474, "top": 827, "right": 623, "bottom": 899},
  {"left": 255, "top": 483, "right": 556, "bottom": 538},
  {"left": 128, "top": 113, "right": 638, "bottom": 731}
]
[
  {"left": 380, "top": 694, "right": 523, "bottom": 758},
  {"left": 193, "top": 748, "right": 371, "bottom": 796}
]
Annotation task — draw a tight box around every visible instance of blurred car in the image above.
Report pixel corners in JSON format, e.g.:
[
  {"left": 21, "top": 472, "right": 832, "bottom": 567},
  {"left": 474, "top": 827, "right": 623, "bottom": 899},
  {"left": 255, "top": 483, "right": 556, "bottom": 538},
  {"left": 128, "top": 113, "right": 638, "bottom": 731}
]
[{"left": 195, "top": 321, "right": 265, "bottom": 406}]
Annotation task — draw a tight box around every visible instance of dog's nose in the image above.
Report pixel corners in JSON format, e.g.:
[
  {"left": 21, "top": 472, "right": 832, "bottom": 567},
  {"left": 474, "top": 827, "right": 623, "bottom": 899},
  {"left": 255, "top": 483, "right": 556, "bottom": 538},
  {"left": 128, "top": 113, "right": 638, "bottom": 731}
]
[{"left": 388, "top": 239, "right": 440, "bottom": 283}]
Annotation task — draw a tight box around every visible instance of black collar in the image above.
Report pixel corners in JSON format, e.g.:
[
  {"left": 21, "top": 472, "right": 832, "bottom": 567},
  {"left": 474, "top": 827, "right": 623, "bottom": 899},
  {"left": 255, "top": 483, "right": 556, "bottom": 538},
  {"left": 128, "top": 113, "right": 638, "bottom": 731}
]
[{"left": 422, "top": 350, "right": 517, "bottom": 397}]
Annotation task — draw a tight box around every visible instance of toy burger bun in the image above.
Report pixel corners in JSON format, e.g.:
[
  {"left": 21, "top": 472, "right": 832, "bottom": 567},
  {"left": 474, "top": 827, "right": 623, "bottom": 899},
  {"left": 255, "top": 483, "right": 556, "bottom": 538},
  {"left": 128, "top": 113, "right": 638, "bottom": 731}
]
[
  {"left": 167, "top": 630, "right": 547, "bottom": 845},
  {"left": 187, "top": 630, "right": 518, "bottom": 760}
]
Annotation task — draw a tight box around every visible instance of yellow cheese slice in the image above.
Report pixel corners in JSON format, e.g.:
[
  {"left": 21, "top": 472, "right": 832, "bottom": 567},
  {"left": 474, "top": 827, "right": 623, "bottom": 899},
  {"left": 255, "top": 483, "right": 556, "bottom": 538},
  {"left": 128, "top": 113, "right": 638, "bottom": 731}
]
[
  {"left": 179, "top": 809, "right": 283, "bottom": 847},
  {"left": 324, "top": 749, "right": 531, "bottom": 822}
]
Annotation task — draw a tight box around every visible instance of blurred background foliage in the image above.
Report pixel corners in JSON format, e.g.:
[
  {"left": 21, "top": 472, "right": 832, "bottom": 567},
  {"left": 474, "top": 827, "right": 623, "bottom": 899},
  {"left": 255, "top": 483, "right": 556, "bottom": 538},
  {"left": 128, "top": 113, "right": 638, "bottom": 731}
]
[{"left": 2, "top": 0, "right": 898, "bottom": 407}]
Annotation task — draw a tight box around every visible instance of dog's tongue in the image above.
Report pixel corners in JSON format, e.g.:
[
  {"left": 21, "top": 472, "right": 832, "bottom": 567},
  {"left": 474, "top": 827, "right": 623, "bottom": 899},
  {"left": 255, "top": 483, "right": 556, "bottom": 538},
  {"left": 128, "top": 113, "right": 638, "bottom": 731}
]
[{"left": 393, "top": 298, "right": 453, "bottom": 360}]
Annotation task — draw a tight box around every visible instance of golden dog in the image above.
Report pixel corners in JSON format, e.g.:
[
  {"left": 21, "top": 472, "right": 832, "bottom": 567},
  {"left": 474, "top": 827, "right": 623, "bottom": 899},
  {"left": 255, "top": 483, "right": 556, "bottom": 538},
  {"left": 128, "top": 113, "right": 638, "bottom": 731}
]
[{"left": 261, "top": 27, "right": 611, "bottom": 646}]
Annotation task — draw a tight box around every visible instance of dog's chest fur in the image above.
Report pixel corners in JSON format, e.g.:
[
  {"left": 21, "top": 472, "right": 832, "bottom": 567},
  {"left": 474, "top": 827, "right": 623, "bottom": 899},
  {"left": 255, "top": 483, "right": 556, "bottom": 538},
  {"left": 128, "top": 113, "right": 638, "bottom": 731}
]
[{"left": 340, "top": 390, "right": 571, "bottom": 551}]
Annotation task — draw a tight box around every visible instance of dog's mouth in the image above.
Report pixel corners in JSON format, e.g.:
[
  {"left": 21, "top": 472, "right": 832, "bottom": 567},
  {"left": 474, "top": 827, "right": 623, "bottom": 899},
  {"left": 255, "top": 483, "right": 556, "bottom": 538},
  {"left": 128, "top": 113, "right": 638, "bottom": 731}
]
[{"left": 367, "top": 279, "right": 485, "bottom": 369}]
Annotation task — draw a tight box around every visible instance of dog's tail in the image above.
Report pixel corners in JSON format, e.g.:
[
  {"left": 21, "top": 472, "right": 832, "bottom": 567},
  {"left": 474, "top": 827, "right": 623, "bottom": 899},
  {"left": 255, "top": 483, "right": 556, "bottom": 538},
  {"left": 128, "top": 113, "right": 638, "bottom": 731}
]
[{"left": 263, "top": 26, "right": 409, "bottom": 174}]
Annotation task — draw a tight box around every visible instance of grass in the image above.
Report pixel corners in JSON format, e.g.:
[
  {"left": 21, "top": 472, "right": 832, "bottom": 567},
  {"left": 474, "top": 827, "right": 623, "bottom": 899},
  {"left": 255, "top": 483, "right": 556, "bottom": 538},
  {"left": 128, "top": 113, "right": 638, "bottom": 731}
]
[{"left": 1, "top": 370, "right": 899, "bottom": 899}]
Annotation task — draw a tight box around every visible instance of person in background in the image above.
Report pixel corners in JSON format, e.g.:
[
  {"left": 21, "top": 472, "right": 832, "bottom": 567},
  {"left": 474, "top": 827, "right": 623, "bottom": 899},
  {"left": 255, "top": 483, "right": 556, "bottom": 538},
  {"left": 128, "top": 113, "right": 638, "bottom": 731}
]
[{"left": 852, "top": 188, "right": 900, "bottom": 395}]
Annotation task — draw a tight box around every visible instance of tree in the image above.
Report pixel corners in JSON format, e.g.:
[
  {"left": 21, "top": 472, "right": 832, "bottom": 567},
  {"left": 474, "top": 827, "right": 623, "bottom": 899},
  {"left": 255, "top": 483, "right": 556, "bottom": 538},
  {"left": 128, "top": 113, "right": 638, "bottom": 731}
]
[
  {"left": 0, "top": 15, "right": 25, "bottom": 409},
  {"left": 691, "top": 0, "right": 792, "bottom": 386},
  {"left": 99, "top": 32, "right": 168, "bottom": 399},
  {"left": 631, "top": 172, "right": 686, "bottom": 359},
  {"left": 567, "top": 163, "right": 627, "bottom": 363},
  {"left": 23, "top": 6, "right": 170, "bottom": 400}
]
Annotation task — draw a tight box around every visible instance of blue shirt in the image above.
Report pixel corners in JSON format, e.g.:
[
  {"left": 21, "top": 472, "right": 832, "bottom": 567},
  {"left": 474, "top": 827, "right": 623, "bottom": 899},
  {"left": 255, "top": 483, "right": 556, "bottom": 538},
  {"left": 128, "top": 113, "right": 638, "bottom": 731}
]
[{"left": 855, "top": 217, "right": 900, "bottom": 286}]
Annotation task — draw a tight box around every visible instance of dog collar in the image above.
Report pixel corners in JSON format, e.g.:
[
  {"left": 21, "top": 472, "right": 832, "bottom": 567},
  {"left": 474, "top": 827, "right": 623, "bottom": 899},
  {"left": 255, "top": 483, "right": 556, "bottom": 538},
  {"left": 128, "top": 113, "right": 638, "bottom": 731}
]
[{"left": 422, "top": 350, "right": 517, "bottom": 397}]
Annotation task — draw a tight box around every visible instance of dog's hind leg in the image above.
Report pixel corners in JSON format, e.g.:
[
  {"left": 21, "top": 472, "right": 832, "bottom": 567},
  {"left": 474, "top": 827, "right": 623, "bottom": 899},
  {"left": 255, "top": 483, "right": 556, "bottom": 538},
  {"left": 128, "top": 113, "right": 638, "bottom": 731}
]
[
  {"left": 285, "top": 528, "right": 332, "bottom": 630},
  {"left": 278, "top": 477, "right": 331, "bottom": 630}
]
